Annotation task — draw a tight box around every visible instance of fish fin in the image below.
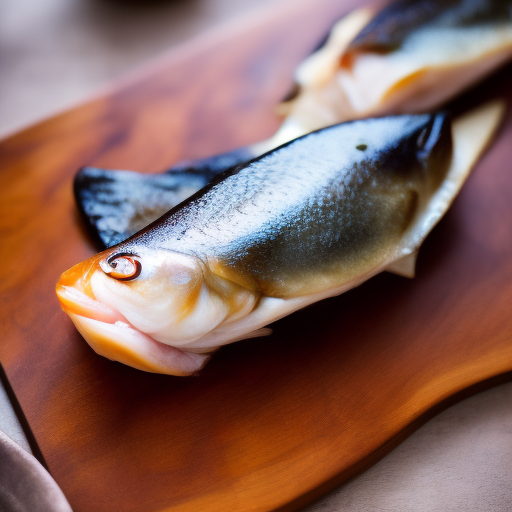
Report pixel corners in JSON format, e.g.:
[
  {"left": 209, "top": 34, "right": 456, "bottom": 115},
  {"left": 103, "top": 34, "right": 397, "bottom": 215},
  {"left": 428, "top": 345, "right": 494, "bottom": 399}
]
[
  {"left": 386, "top": 250, "right": 418, "bottom": 279},
  {"left": 74, "top": 167, "right": 195, "bottom": 249},
  {"left": 227, "top": 328, "right": 273, "bottom": 344},
  {"left": 445, "top": 100, "right": 505, "bottom": 196},
  {"left": 74, "top": 147, "right": 255, "bottom": 249},
  {"left": 403, "top": 100, "right": 506, "bottom": 251}
]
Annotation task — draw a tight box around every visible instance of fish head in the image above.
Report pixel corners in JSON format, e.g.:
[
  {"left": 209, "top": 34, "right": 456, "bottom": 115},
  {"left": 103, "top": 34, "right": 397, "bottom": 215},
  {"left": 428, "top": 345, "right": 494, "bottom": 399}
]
[{"left": 56, "top": 246, "right": 259, "bottom": 375}]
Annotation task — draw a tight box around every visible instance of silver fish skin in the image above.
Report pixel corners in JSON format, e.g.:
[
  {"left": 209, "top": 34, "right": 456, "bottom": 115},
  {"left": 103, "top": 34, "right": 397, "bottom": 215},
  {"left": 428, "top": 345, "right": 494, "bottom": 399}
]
[
  {"left": 74, "top": 0, "right": 512, "bottom": 249},
  {"left": 75, "top": 147, "right": 255, "bottom": 248},
  {"left": 121, "top": 114, "right": 451, "bottom": 298}
]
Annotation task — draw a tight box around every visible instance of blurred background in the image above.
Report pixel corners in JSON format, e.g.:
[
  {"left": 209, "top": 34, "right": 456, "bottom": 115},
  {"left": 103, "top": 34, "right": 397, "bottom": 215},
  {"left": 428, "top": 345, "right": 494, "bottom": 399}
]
[{"left": 0, "top": 0, "right": 271, "bottom": 138}]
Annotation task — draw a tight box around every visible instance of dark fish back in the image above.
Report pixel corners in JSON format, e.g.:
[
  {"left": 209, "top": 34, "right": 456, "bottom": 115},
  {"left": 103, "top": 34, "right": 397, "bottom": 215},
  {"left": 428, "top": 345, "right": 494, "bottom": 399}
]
[{"left": 122, "top": 115, "right": 452, "bottom": 297}]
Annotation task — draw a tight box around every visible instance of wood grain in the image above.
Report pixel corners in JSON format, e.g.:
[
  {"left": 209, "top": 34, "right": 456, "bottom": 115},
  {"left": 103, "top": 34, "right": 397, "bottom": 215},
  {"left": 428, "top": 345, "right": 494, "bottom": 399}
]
[{"left": 1, "top": 0, "right": 512, "bottom": 510}]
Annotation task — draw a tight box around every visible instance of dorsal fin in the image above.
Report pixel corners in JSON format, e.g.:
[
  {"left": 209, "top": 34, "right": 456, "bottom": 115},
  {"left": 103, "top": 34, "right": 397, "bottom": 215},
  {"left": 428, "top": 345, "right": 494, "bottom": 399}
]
[{"left": 400, "top": 100, "right": 505, "bottom": 259}]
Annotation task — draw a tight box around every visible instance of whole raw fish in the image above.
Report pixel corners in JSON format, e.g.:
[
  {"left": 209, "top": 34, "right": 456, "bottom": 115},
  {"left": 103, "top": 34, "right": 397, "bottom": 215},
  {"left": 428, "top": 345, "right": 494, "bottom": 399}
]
[
  {"left": 75, "top": 0, "right": 512, "bottom": 249},
  {"left": 57, "top": 102, "right": 503, "bottom": 375}
]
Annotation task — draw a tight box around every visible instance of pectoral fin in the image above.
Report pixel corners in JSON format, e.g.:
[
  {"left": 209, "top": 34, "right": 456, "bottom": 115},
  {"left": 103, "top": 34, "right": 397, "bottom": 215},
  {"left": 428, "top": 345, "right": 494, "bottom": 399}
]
[
  {"left": 403, "top": 100, "right": 506, "bottom": 253},
  {"left": 386, "top": 250, "right": 418, "bottom": 278},
  {"left": 226, "top": 328, "right": 273, "bottom": 344}
]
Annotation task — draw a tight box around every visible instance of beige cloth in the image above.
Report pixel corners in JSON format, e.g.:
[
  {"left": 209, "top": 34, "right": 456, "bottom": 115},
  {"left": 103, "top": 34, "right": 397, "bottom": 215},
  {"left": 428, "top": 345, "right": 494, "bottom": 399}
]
[{"left": 304, "top": 382, "right": 512, "bottom": 511}]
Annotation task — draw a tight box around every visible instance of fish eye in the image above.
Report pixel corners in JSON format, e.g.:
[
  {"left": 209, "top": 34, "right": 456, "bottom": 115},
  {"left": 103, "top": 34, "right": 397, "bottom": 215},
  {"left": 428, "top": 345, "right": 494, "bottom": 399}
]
[{"left": 100, "top": 254, "right": 141, "bottom": 281}]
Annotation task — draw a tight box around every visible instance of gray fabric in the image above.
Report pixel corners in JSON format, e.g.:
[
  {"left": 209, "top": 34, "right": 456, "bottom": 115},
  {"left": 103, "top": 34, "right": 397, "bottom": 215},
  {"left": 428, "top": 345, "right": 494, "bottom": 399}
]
[
  {"left": 0, "top": 382, "right": 31, "bottom": 454},
  {"left": 0, "top": 430, "right": 72, "bottom": 512}
]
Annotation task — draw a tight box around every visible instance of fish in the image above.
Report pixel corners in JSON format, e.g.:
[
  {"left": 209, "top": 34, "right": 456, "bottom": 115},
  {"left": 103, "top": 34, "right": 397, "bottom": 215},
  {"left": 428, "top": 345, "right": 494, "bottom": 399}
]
[
  {"left": 74, "top": 0, "right": 512, "bottom": 249},
  {"left": 56, "top": 101, "right": 504, "bottom": 376},
  {"left": 75, "top": 147, "right": 253, "bottom": 248},
  {"left": 278, "top": 0, "right": 512, "bottom": 141}
]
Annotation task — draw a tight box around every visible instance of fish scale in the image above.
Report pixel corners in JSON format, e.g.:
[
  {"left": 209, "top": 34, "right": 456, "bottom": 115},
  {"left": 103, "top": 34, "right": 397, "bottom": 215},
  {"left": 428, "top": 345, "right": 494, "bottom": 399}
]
[{"left": 115, "top": 114, "right": 451, "bottom": 298}]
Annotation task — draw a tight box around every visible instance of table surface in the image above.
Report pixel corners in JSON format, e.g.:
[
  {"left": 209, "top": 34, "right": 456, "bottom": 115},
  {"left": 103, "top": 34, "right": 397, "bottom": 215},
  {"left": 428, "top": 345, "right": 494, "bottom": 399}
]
[{"left": 1, "top": 1, "right": 512, "bottom": 511}]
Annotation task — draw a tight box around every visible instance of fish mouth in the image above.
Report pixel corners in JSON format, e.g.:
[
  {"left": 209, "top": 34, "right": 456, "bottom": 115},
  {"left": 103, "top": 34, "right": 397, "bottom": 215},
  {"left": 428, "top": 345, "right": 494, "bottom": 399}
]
[{"left": 56, "top": 260, "right": 209, "bottom": 376}]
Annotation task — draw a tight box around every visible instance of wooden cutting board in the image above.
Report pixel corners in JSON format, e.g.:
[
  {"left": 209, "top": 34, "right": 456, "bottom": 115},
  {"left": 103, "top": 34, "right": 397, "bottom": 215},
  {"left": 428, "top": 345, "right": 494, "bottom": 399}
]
[{"left": 1, "top": 0, "right": 512, "bottom": 510}]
